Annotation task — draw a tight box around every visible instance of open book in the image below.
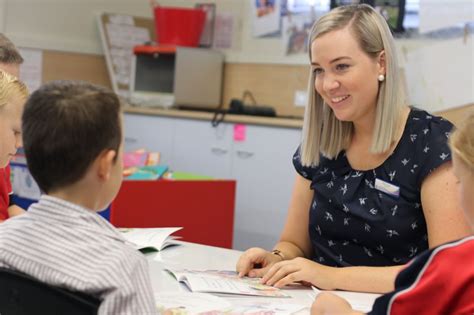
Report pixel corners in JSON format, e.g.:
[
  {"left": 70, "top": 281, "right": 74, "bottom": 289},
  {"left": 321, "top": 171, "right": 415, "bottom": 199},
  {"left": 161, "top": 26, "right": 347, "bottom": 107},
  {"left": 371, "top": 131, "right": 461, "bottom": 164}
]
[
  {"left": 165, "top": 269, "right": 290, "bottom": 298},
  {"left": 119, "top": 227, "right": 182, "bottom": 253}
]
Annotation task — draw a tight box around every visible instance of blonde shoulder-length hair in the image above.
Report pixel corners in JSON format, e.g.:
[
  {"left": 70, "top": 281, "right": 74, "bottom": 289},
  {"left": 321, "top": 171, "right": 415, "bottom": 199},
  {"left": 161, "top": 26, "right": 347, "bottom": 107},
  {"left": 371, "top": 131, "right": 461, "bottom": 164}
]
[
  {"left": 0, "top": 70, "right": 29, "bottom": 110},
  {"left": 300, "top": 4, "right": 406, "bottom": 166}
]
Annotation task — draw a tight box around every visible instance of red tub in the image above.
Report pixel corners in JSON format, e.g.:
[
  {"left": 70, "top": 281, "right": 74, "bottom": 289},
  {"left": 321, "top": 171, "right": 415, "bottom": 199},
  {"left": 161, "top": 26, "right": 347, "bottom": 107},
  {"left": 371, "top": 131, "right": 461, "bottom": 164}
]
[{"left": 154, "top": 7, "right": 206, "bottom": 47}]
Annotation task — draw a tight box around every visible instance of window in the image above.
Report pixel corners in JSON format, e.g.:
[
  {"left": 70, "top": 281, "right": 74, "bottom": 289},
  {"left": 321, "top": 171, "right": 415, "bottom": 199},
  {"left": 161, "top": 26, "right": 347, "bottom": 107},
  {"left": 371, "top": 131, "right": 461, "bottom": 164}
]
[{"left": 404, "top": 0, "right": 420, "bottom": 29}]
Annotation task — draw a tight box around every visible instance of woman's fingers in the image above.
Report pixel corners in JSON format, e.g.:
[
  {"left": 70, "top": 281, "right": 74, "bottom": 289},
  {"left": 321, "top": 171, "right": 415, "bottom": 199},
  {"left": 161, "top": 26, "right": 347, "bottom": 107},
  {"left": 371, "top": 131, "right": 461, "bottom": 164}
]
[
  {"left": 236, "top": 254, "right": 254, "bottom": 277},
  {"left": 236, "top": 247, "right": 268, "bottom": 277},
  {"left": 273, "top": 271, "right": 300, "bottom": 288},
  {"left": 248, "top": 265, "right": 271, "bottom": 278},
  {"left": 261, "top": 261, "right": 300, "bottom": 287}
]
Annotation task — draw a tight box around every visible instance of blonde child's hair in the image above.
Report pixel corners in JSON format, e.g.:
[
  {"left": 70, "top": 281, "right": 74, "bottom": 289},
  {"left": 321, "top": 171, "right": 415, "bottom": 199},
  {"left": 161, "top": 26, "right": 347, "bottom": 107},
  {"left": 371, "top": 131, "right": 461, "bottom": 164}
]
[
  {"left": 450, "top": 111, "right": 474, "bottom": 172},
  {"left": 0, "top": 70, "right": 29, "bottom": 110},
  {"left": 300, "top": 4, "right": 406, "bottom": 166}
]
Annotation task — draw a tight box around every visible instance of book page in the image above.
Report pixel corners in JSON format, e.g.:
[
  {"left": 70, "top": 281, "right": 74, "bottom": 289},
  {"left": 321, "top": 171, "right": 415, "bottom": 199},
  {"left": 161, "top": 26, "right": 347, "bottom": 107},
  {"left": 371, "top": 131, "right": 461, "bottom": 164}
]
[
  {"left": 185, "top": 275, "right": 264, "bottom": 296},
  {"left": 120, "top": 227, "right": 182, "bottom": 251},
  {"left": 166, "top": 269, "right": 290, "bottom": 298}
]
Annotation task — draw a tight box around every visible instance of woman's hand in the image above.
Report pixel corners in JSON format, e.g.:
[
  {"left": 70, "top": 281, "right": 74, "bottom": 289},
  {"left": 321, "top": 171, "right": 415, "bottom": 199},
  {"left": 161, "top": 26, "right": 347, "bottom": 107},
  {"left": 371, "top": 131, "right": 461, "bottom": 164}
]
[
  {"left": 236, "top": 247, "right": 282, "bottom": 278},
  {"left": 261, "top": 257, "right": 336, "bottom": 289},
  {"left": 311, "top": 292, "right": 363, "bottom": 315}
]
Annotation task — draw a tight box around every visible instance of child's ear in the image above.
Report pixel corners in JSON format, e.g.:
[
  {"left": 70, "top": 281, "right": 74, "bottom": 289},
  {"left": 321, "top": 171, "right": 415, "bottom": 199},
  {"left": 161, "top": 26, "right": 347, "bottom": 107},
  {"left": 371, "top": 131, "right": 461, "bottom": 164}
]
[{"left": 97, "top": 149, "right": 117, "bottom": 181}]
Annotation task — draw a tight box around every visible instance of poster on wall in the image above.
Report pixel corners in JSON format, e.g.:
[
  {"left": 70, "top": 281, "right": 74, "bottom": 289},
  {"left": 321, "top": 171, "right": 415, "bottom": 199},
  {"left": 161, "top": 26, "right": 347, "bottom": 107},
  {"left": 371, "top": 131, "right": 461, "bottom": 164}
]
[
  {"left": 196, "top": 3, "right": 216, "bottom": 47},
  {"left": 252, "top": 0, "right": 281, "bottom": 37},
  {"left": 373, "top": 0, "right": 405, "bottom": 33},
  {"left": 213, "top": 12, "right": 235, "bottom": 49},
  {"left": 282, "top": 15, "right": 313, "bottom": 55},
  {"left": 331, "top": 0, "right": 405, "bottom": 33},
  {"left": 97, "top": 13, "right": 151, "bottom": 98}
]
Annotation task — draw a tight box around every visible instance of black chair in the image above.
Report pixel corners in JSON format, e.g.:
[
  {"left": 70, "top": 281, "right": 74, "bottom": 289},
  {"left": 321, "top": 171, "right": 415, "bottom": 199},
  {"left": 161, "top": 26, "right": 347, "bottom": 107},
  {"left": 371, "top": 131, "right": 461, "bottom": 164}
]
[{"left": 0, "top": 267, "right": 101, "bottom": 315}]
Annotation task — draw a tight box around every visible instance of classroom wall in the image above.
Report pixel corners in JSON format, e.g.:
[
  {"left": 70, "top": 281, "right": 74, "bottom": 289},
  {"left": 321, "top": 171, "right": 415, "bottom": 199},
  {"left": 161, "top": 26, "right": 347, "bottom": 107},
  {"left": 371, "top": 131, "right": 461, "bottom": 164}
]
[
  {"left": 37, "top": 53, "right": 474, "bottom": 125},
  {"left": 42, "top": 51, "right": 111, "bottom": 88},
  {"left": 1, "top": 0, "right": 472, "bottom": 116}
]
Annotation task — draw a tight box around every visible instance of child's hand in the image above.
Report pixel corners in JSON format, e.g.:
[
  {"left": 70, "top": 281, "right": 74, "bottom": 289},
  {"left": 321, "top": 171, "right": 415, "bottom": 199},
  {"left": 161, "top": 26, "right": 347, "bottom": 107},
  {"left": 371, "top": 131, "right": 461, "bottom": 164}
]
[{"left": 311, "top": 292, "right": 364, "bottom": 315}]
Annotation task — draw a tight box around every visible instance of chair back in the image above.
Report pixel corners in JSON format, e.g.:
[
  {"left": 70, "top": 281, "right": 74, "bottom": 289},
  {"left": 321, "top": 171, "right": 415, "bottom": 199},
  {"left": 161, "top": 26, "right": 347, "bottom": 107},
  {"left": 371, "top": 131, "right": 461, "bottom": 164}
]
[{"left": 0, "top": 267, "right": 101, "bottom": 315}]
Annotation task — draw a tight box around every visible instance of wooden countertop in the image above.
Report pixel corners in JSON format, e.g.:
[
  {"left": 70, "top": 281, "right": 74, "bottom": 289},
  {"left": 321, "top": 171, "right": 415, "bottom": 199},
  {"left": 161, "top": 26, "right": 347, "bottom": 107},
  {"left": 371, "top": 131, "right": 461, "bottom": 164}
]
[
  {"left": 123, "top": 106, "right": 304, "bottom": 129},
  {"left": 124, "top": 103, "right": 473, "bottom": 129}
]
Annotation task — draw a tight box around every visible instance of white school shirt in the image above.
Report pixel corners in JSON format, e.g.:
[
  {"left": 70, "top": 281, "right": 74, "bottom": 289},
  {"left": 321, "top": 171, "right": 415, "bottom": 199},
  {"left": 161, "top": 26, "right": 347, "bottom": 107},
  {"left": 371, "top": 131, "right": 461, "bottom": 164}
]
[{"left": 0, "top": 195, "right": 157, "bottom": 315}]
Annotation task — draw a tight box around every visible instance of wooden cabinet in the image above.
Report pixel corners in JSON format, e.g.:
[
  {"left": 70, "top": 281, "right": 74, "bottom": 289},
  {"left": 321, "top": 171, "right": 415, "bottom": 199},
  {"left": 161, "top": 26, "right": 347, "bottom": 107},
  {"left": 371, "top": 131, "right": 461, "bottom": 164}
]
[{"left": 124, "top": 113, "right": 302, "bottom": 250}]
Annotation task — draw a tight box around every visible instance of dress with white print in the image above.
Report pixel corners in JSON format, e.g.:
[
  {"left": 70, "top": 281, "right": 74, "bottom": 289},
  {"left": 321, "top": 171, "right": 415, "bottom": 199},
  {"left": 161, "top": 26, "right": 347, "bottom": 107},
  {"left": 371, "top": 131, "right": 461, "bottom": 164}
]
[{"left": 293, "top": 108, "right": 453, "bottom": 267}]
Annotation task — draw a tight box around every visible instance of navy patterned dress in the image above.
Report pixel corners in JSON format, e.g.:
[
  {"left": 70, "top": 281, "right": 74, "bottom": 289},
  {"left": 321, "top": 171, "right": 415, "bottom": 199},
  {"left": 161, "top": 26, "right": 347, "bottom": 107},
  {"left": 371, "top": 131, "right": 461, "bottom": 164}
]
[{"left": 293, "top": 108, "right": 453, "bottom": 267}]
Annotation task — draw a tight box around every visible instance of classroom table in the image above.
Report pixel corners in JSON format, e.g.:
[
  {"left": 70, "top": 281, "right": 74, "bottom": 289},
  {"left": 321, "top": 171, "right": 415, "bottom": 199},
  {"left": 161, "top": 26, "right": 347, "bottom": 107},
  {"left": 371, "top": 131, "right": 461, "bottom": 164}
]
[{"left": 146, "top": 241, "right": 381, "bottom": 314}]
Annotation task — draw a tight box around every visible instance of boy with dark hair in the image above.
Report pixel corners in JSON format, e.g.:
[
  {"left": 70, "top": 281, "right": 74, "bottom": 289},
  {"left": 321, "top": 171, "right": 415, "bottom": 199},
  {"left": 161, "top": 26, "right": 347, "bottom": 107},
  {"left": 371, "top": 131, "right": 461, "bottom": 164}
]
[
  {"left": 0, "top": 33, "right": 24, "bottom": 77},
  {"left": 0, "top": 80, "right": 157, "bottom": 314},
  {"left": 0, "top": 32, "right": 26, "bottom": 221}
]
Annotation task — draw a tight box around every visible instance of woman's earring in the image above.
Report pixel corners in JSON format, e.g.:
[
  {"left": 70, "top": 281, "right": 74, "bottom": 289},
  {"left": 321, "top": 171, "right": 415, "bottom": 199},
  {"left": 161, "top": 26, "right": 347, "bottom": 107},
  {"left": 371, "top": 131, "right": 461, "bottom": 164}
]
[{"left": 378, "top": 74, "right": 385, "bottom": 82}]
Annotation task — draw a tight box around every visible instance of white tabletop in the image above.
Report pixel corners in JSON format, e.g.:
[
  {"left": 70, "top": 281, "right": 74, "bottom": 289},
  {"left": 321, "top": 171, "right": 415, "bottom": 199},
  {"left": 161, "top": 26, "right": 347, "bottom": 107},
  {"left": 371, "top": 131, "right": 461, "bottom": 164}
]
[{"left": 146, "top": 241, "right": 380, "bottom": 314}]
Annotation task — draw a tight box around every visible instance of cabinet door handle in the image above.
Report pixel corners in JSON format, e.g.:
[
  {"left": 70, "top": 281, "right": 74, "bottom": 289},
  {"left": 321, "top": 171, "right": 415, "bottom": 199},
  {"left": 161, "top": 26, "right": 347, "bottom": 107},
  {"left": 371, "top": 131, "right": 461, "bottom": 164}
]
[
  {"left": 236, "top": 150, "right": 254, "bottom": 159},
  {"left": 211, "top": 147, "right": 228, "bottom": 155}
]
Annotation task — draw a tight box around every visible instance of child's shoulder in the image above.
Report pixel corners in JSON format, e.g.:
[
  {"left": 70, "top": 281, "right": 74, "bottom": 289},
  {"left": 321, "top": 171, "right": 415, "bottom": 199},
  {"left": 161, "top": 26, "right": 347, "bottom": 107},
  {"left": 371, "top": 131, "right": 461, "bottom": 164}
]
[
  {"left": 419, "top": 236, "right": 474, "bottom": 277},
  {"left": 436, "top": 236, "right": 474, "bottom": 258}
]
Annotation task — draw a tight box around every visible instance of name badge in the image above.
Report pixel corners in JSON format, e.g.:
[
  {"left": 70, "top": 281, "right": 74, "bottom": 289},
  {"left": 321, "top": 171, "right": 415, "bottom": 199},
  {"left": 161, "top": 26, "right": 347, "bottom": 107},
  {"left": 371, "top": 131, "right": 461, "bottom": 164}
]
[{"left": 375, "top": 178, "right": 400, "bottom": 198}]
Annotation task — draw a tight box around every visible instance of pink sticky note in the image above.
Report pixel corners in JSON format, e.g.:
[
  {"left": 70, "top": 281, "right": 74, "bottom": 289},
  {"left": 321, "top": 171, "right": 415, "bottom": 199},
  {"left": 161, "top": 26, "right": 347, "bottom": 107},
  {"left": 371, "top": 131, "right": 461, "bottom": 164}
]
[{"left": 233, "top": 124, "right": 246, "bottom": 142}]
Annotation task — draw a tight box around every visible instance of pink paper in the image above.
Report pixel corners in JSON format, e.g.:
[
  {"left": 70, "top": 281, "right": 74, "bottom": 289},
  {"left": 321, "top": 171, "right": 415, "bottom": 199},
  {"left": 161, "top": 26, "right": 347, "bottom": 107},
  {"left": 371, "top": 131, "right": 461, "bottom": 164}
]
[
  {"left": 233, "top": 124, "right": 246, "bottom": 142},
  {"left": 123, "top": 152, "right": 147, "bottom": 169}
]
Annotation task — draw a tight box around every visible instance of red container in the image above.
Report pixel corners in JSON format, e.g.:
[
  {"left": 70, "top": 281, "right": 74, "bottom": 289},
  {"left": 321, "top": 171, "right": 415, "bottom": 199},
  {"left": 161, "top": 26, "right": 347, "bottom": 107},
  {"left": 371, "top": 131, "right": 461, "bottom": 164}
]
[{"left": 153, "top": 7, "right": 206, "bottom": 47}]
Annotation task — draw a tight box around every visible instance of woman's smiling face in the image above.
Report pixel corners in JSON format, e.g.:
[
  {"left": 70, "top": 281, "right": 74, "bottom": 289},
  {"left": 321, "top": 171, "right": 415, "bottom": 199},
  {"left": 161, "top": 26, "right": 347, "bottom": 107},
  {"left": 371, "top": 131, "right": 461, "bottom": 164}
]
[{"left": 311, "top": 26, "right": 385, "bottom": 124}]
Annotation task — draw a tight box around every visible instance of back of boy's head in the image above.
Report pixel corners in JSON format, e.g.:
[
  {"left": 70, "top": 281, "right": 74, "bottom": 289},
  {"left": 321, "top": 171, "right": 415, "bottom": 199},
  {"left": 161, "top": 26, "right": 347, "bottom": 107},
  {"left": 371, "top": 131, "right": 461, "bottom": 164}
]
[
  {"left": 0, "top": 33, "right": 24, "bottom": 65},
  {"left": 22, "top": 80, "right": 122, "bottom": 194}
]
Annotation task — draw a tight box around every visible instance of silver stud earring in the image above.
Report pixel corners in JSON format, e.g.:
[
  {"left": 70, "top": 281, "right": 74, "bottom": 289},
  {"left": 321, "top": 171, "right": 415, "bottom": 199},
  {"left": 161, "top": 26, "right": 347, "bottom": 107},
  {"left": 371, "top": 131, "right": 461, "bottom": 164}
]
[{"left": 378, "top": 74, "right": 385, "bottom": 82}]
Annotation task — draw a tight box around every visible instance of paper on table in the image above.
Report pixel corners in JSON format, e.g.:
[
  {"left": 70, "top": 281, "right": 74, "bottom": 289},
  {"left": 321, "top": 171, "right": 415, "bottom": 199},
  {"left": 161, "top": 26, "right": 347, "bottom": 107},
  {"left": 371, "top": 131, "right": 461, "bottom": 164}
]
[
  {"left": 311, "top": 286, "right": 380, "bottom": 313},
  {"left": 156, "top": 292, "right": 307, "bottom": 315},
  {"left": 166, "top": 269, "right": 290, "bottom": 298},
  {"left": 229, "top": 302, "right": 307, "bottom": 315},
  {"left": 155, "top": 292, "right": 231, "bottom": 314},
  {"left": 120, "top": 227, "right": 182, "bottom": 253}
]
